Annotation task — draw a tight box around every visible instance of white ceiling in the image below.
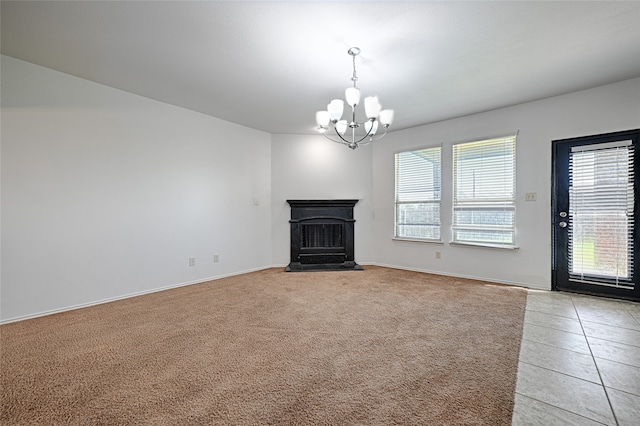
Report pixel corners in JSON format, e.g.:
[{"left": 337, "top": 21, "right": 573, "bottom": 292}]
[{"left": 2, "top": 1, "right": 639, "bottom": 135}]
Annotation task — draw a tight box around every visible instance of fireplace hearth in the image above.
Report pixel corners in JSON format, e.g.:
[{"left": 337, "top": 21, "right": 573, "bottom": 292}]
[{"left": 285, "top": 199, "right": 362, "bottom": 272}]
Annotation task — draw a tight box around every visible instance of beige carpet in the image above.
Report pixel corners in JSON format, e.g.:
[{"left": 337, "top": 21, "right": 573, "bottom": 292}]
[{"left": 1, "top": 266, "right": 527, "bottom": 425}]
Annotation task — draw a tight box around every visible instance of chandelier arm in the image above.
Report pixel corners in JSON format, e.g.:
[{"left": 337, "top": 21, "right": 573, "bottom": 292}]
[
  {"left": 353, "top": 125, "right": 389, "bottom": 147},
  {"left": 327, "top": 119, "right": 379, "bottom": 146},
  {"left": 369, "top": 125, "right": 389, "bottom": 142},
  {"left": 352, "top": 120, "right": 378, "bottom": 144},
  {"left": 321, "top": 131, "right": 350, "bottom": 146},
  {"left": 320, "top": 122, "right": 385, "bottom": 148},
  {"left": 333, "top": 126, "right": 354, "bottom": 145}
]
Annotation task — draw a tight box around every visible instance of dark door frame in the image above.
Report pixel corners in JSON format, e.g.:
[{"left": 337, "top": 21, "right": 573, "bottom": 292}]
[{"left": 552, "top": 128, "right": 640, "bottom": 301}]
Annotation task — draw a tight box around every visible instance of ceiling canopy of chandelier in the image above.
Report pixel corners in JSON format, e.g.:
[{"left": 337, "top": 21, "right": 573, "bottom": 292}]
[{"left": 315, "top": 47, "right": 394, "bottom": 150}]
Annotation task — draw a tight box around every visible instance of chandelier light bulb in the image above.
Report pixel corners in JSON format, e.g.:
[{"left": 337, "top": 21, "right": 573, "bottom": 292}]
[
  {"left": 345, "top": 87, "right": 361, "bottom": 107},
  {"left": 316, "top": 111, "right": 330, "bottom": 127},
  {"left": 364, "top": 96, "right": 382, "bottom": 119},
  {"left": 379, "top": 109, "right": 395, "bottom": 126},
  {"left": 336, "top": 120, "right": 348, "bottom": 135},
  {"left": 327, "top": 99, "right": 344, "bottom": 122},
  {"left": 365, "top": 120, "right": 379, "bottom": 136}
]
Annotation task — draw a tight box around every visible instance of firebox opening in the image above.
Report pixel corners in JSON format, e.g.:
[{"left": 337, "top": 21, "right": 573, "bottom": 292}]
[{"left": 302, "top": 224, "right": 344, "bottom": 248}]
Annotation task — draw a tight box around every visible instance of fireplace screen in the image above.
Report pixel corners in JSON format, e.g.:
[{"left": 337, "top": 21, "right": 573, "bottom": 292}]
[{"left": 302, "top": 224, "right": 344, "bottom": 248}]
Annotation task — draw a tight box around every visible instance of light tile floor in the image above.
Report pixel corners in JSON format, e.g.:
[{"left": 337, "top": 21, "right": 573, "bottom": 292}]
[{"left": 512, "top": 290, "right": 640, "bottom": 425}]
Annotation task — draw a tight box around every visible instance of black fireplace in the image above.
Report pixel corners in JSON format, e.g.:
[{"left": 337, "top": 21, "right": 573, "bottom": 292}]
[{"left": 285, "top": 199, "right": 363, "bottom": 272}]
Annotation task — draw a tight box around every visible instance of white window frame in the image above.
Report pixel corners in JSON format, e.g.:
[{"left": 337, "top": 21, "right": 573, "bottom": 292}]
[
  {"left": 452, "top": 135, "right": 517, "bottom": 248},
  {"left": 394, "top": 146, "right": 442, "bottom": 242}
]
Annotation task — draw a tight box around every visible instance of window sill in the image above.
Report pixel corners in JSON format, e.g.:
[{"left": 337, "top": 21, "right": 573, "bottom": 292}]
[
  {"left": 449, "top": 242, "right": 519, "bottom": 250},
  {"left": 393, "top": 238, "right": 444, "bottom": 245}
]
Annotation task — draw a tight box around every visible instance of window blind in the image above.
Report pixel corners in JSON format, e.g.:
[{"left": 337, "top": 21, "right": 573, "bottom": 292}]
[
  {"left": 452, "top": 135, "right": 516, "bottom": 247},
  {"left": 395, "top": 146, "right": 442, "bottom": 240},
  {"left": 569, "top": 140, "right": 634, "bottom": 287}
]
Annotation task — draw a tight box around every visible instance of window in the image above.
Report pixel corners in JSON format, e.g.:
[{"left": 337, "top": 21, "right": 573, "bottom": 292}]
[
  {"left": 569, "top": 140, "right": 634, "bottom": 285},
  {"left": 452, "top": 135, "right": 516, "bottom": 247},
  {"left": 395, "top": 146, "right": 442, "bottom": 241}
]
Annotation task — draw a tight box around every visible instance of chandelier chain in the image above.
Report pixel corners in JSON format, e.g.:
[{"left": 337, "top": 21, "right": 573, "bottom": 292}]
[{"left": 351, "top": 54, "right": 358, "bottom": 86}]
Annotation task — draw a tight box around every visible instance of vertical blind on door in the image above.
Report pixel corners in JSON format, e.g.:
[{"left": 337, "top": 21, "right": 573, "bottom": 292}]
[
  {"left": 452, "top": 135, "right": 516, "bottom": 247},
  {"left": 569, "top": 140, "right": 635, "bottom": 287},
  {"left": 394, "top": 146, "right": 442, "bottom": 240}
]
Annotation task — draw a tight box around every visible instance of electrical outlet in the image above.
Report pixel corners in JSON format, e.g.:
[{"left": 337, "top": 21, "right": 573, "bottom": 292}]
[
  {"left": 525, "top": 192, "right": 537, "bottom": 201},
  {"left": 435, "top": 251, "right": 441, "bottom": 259},
  {"left": 213, "top": 254, "right": 220, "bottom": 263},
  {"left": 189, "top": 257, "right": 195, "bottom": 266}
]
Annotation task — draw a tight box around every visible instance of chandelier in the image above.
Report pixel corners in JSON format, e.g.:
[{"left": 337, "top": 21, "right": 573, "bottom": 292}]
[{"left": 315, "top": 47, "right": 394, "bottom": 150}]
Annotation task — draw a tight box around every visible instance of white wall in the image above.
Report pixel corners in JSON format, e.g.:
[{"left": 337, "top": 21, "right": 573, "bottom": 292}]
[
  {"left": 1, "top": 56, "right": 272, "bottom": 322},
  {"left": 2, "top": 55, "right": 638, "bottom": 323},
  {"left": 270, "top": 134, "right": 374, "bottom": 266},
  {"left": 372, "top": 77, "right": 640, "bottom": 289}
]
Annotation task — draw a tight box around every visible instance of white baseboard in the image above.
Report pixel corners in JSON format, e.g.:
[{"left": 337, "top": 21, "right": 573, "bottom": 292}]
[
  {"left": 0, "top": 265, "right": 274, "bottom": 325},
  {"left": 370, "top": 262, "right": 549, "bottom": 291}
]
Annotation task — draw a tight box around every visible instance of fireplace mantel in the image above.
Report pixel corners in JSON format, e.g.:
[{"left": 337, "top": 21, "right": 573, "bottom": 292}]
[{"left": 285, "top": 199, "right": 363, "bottom": 272}]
